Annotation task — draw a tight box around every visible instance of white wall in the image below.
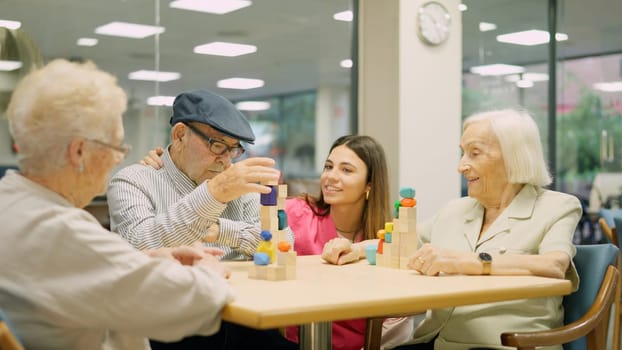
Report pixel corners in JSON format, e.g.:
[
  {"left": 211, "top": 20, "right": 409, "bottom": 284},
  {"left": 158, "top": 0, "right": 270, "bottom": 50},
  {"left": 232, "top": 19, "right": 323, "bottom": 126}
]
[
  {"left": 315, "top": 85, "right": 351, "bottom": 172},
  {"left": 358, "top": 0, "right": 462, "bottom": 221}
]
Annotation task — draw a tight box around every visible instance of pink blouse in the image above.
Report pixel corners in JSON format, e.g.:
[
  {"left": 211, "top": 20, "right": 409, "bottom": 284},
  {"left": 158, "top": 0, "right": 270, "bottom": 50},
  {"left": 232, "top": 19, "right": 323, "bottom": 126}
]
[{"left": 285, "top": 198, "right": 366, "bottom": 350}]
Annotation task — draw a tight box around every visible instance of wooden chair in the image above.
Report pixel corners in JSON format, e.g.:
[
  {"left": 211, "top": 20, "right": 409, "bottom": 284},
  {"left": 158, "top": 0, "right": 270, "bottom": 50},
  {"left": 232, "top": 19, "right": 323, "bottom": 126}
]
[
  {"left": 599, "top": 209, "right": 622, "bottom": 350},
  {"left": 501, "top": 244, "right": 619, "bottom": 350},
  {"left": 0, "top": 321, "right": 24, "bottom": 350}
]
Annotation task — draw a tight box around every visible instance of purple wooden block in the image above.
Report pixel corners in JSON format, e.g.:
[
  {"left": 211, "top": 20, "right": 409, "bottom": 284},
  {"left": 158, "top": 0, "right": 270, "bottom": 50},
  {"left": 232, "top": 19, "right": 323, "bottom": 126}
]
[{"left": 260, "top": 185, "right": 277, "bottom": 205}]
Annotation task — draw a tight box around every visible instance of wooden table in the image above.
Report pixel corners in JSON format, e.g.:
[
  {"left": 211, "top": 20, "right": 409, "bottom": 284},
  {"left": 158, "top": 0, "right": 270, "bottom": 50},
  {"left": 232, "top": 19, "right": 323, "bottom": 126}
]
[{"left": 222, "top": 255, "right": 572, "bottom": 350}]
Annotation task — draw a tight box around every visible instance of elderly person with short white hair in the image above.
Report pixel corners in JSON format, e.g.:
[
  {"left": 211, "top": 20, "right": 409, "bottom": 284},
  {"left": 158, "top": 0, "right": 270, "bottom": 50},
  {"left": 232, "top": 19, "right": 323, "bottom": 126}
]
[
  {"left": 394, "top": 109, "right": 582, "bottom": 350},
  {"left": 0, "top": 59, "right": 234, "bottom": 350}
]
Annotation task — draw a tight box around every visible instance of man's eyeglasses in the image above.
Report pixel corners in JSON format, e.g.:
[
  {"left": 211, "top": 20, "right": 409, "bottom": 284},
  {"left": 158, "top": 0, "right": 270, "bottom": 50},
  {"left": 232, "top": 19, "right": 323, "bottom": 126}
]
[
  {"left": 183, "top": 123, "right": 245, "bottom": 159},
  {"left": 87, "top": 139, "right": 131, "bottom": 161}
]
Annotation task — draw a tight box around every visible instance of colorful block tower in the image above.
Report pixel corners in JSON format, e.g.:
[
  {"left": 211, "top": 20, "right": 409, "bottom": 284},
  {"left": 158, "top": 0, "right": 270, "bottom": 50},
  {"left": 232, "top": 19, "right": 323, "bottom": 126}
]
[
  {"left": 374, "top": 187, "right": 417, "bottom": 269},
  {"left": 248, "top": 181, "right": 297, "bottom": 280}
]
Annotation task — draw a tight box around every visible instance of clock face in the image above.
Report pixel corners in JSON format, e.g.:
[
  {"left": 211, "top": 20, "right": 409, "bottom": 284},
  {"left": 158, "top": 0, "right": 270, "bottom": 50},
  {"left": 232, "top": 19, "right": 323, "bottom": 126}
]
[{"left": 417, "top": 1, "right": 451, "bottom": 46}]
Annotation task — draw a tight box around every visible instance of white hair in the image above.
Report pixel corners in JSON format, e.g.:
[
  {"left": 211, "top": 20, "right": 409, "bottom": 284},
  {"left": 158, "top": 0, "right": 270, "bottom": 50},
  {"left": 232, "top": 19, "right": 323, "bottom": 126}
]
[
  {"left": 7, "top": 59, "right": 127, "bottom": 175},
  {"left": 463, "top": 108, "right": 552, "bottom": 186}
]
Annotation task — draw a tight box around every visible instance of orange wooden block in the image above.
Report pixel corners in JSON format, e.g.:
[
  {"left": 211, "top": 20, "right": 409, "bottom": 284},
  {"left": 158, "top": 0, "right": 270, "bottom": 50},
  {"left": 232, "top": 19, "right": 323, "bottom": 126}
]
[
  {"left": 278, "top": 241, "right": 291, "bottom": 252},
  {"left": 400, "top": 198, "right": 417, "bottom": 207}
]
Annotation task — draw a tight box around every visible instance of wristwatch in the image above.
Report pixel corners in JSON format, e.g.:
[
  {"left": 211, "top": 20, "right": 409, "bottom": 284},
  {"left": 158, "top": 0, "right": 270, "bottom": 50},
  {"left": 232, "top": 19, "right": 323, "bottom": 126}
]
[{"left": 478, "top": 252, "right": 492, "bottom": 275}]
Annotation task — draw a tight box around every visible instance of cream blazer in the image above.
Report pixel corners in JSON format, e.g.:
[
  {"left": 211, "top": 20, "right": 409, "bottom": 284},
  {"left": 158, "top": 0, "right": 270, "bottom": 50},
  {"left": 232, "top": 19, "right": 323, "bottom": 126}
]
[{"left": 409, "top": 184, "right": 582, "bottom": 350}]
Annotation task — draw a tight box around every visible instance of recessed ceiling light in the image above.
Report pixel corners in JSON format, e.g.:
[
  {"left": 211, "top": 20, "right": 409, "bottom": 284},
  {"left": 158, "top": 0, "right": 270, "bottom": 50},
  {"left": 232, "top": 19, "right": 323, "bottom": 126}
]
[
  {"left": 169, "top": 0, "right": 251, "bottom": 14},
  {"left": 333, "top": 10, "right": 353, "bottom": 22},
  {"left": 594, "top": 81, "right": 622, "bottom": 92},
  {"left": 0, "top": 60, "right": 22, "bottom": 71},
  {"left": 0, "top": 20, "right": 21, "bottom": 30},
  {"left": 479, "top": 22, "right": 497, "bottom": 32},
  {"left": 193, "top": 41, "right": 257, "bottom": 57},
  {"left": 217, "top": 77, "right": 264, "bottom": 90},
  {"left": 236, "top": 101, "right": 271, "bottom": 111},
  {"left": 147, "top": 96, "right": 176, "bottom": 106},
  {"left": 516, "top": 79, "right": 534, "bottom": 88},
  {"left": 470, "top": 64, "right": 525, "bottom": 76},
  {"left": 128, "top": 70, "right": 181, "bottom": 82},
  {"left": 505, "top": 73, "right": 549, "bottom": 82},
  {"left": 77, "top": 38, "right": 98, "bottom": 47},
  {"left": 496, "top": 29, "right": 568, "bottom": 46},
  {"left": 95, "top": 22, "right": 165, "bottom": 39},
  {"left": 458, "top": 4, "right": 468, "bottom": 11},
  {"left": 340, "top": 59, "right": 353, "bottom": 68}
]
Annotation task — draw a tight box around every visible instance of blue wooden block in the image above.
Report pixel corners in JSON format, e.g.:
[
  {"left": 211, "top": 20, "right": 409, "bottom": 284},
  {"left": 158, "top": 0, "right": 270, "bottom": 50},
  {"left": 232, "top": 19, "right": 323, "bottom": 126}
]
[
  {"left": 254, "top": 252, "right": 270, "bottom": 265},
  {"left": 278, "top": 210, "right": 288, "bottom": 230},
  {"left": 385, "top": 232, "right": 392, "bottom": 243},
  {"left": 260, "top": 230, "right": 272, "bottom": 241},
  {"left": 365, "top": 244, "right": 377, "bottom": 265},
  {"left": 399, "top": 187, "right": 416, "bottom": 199}
]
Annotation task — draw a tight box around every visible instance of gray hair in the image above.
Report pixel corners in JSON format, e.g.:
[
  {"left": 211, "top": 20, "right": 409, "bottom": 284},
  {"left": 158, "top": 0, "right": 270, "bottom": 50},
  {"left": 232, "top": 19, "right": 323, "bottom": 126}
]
[
  {"left": 463, "top": 108, "right": 552, "bottom": 186},
  {"left": 7, "top": 59, "right": 127, "bottom": 175}
]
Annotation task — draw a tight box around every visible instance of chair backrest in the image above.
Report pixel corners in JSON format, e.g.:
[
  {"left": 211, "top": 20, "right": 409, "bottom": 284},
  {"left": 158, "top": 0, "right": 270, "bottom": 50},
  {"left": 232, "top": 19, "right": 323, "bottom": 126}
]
[
  {"left": 0, "top": 310, "right": 24, "bottom": 350},
  {"left": 600, "top": 208, "right": 622, "bottom": 230},
  {"left": 563, "top": 243, "right": 619, "bottom": 350},
  {"left": 615, "top": 217, "right": 622, "bottom": 250}
]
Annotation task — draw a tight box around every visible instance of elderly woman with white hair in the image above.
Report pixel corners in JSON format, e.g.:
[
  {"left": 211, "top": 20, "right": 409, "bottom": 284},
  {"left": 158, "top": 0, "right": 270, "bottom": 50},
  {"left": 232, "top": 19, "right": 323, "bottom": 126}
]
[
  {"left": 394, "top": 109, "right": 582, "bottom": 350},
  {"left": 0, "top": 59, "right": 240, "bottom": 350}
]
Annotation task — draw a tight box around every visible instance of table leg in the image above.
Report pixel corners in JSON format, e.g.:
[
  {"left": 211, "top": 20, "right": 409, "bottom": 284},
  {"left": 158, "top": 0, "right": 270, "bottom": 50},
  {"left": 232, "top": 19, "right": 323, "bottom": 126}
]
[{"left": 299, "top": 321, "right": 332, "bottom": 350}]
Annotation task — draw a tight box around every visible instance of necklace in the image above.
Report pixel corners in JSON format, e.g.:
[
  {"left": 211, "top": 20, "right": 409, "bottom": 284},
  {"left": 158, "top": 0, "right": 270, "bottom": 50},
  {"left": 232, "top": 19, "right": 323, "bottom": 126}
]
[
  {"left": 335, "top": 226, "right": 361, "bottom": 243},
  {"left": 335, "top": 226, "right": 361, "bottom": 235}
]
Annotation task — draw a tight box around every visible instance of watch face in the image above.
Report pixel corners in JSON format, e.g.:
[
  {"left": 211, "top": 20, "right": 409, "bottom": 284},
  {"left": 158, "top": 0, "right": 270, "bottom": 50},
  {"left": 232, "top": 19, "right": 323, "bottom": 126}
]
[
  {"left": 479, "top": 252, "right": 492, "bottom": 262},
  {"left": 417, "top": 1, "right": 451, "bottom": 45}
]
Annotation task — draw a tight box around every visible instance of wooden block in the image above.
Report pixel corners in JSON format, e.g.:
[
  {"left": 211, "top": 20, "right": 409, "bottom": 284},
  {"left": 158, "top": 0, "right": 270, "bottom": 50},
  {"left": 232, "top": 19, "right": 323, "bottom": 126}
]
[
  {"left": 260, "top": 185, "right": 278, "bottom": 205},
  {"left": 260, "top": 206, "right": 279, "bottom": 231},
  {"left": 390, "top": 256, "right": 400, "bottom": 268},
  {"left": 376, "top": 253, "right": 384, "bottom": 267},
  {"left": 277, "top": 250, "right": 297, "bottom": 266},
  {"left": 266, "top": 265, "right": 287, "bottom": 281},
  {"left": 278, "top": 184, "right": 288, "bottom": 198},
  {"left": 391, "top": 231, "right": 401, "bottom": 246},
  {"left": 248, "top": 265, "right": 268, "bottom": 280},
  {"left": 277, "top": 197, "right": 286, "bottom": 210},
  {"left": 278, "top": 209, "right": 288, "bottom": 230},
  {"left": 399, "top": 234, "right": 418, "bottom": 257},
  {"left": 399, "top": 207, "right": 417, "bottom": 221},
  {"left": 273, "top": 230, "right": 288, "bottom": 243}
]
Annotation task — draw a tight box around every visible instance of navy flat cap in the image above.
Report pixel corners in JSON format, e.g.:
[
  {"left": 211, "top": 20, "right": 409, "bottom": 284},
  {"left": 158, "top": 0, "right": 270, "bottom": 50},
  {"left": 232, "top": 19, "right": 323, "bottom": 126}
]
[{"left": 170, "top": 89, "right": 255, "bottom": 144}]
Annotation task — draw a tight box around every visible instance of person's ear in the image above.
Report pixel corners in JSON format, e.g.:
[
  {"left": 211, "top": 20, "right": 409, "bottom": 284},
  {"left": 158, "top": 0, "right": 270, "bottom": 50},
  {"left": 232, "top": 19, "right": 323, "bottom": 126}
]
[
  {"left": 67, "top": 138, "right": 86, "bottom": 169},
  {"left": 171, "top": 123, "right": 187, "bottom": 143}
]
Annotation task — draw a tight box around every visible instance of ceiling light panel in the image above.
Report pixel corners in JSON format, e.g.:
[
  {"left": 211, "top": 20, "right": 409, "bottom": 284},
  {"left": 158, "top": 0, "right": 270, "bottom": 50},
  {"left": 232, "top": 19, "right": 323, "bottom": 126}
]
[
  {"left": 217, "top": 77, "right": 264, "bottom": 90},
  {"left": 194, "top": 42, "right": 257, "bottom": 57},
  {"left": 95, "top": 22, "right": 165, "bottom": 39},
  {"left": 236, "top": 101, "right": 271, "bottom": 111},
  {"left": 0, "top": 20, "right": 21, "bottom": 30},
  {"left": 147, "top": 96, "right": 176, "bottom": 106},
  {"left": 496, "top": 29, "right": 568, "bottom": 46},
  {"left": 333, "top": 10, "right": 353, "bottom": 22},
  {"left": 479, "top": 22, "right": 497, "bottom": 32},
  {"left": 128, "top": 70, "right": 181, "bottom": 82},
  {"left": 77, "top": 38, "right": 98, "bottom": 47},
  {"left": 0, "top": 60, "right": 22, "bottom": 71},
  {"left": 169, "top": 0, "right": 252, "bottom": 14},
  {"left": 470, "top": 64, "right": 525, "bottom": 76}
]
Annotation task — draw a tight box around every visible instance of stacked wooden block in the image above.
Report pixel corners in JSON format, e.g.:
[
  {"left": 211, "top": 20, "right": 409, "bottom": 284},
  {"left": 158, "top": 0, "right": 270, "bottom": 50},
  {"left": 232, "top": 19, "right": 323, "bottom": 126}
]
[
  {"left": 248, "top": 182, "right": 297, "bottom": 281},
  {"left": 375, "top": 187, "right": 418, "bottom": 269}
]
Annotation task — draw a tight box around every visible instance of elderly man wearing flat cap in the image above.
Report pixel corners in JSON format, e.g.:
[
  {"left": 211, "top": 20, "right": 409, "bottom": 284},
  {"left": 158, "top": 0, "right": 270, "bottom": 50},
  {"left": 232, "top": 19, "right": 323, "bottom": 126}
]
[{"left": 107, "top": 89, "right": 294, "bottom": 260}]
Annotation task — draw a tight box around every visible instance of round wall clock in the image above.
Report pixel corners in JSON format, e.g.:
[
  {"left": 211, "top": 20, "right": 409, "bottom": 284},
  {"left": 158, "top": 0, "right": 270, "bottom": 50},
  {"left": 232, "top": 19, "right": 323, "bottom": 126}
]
[{"left": 417, "top": 1, "right": 451, "bottom": 46}]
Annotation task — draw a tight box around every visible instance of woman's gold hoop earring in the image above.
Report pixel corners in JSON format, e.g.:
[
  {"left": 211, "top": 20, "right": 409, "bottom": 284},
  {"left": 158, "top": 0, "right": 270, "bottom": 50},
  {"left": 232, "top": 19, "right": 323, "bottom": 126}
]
[{"left": 365, "top": 191, "right": 369, "bottom": 200}]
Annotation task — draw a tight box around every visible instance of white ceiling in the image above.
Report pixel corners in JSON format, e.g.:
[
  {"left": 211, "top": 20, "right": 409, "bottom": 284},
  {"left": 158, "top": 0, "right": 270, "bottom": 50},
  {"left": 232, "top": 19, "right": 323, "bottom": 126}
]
[{"left": 1, "top": 0, "right": 621, "bottom": 108}]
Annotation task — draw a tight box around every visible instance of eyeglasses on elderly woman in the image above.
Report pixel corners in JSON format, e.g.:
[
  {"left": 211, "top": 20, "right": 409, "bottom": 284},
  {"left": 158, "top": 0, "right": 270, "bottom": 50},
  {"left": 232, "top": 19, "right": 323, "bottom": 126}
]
[
  {"left": 86, "top": 138, "right": 132, "bottom": 161},
  {"left": 183, "top": 122, "right": 245, "bottom": 159}
]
